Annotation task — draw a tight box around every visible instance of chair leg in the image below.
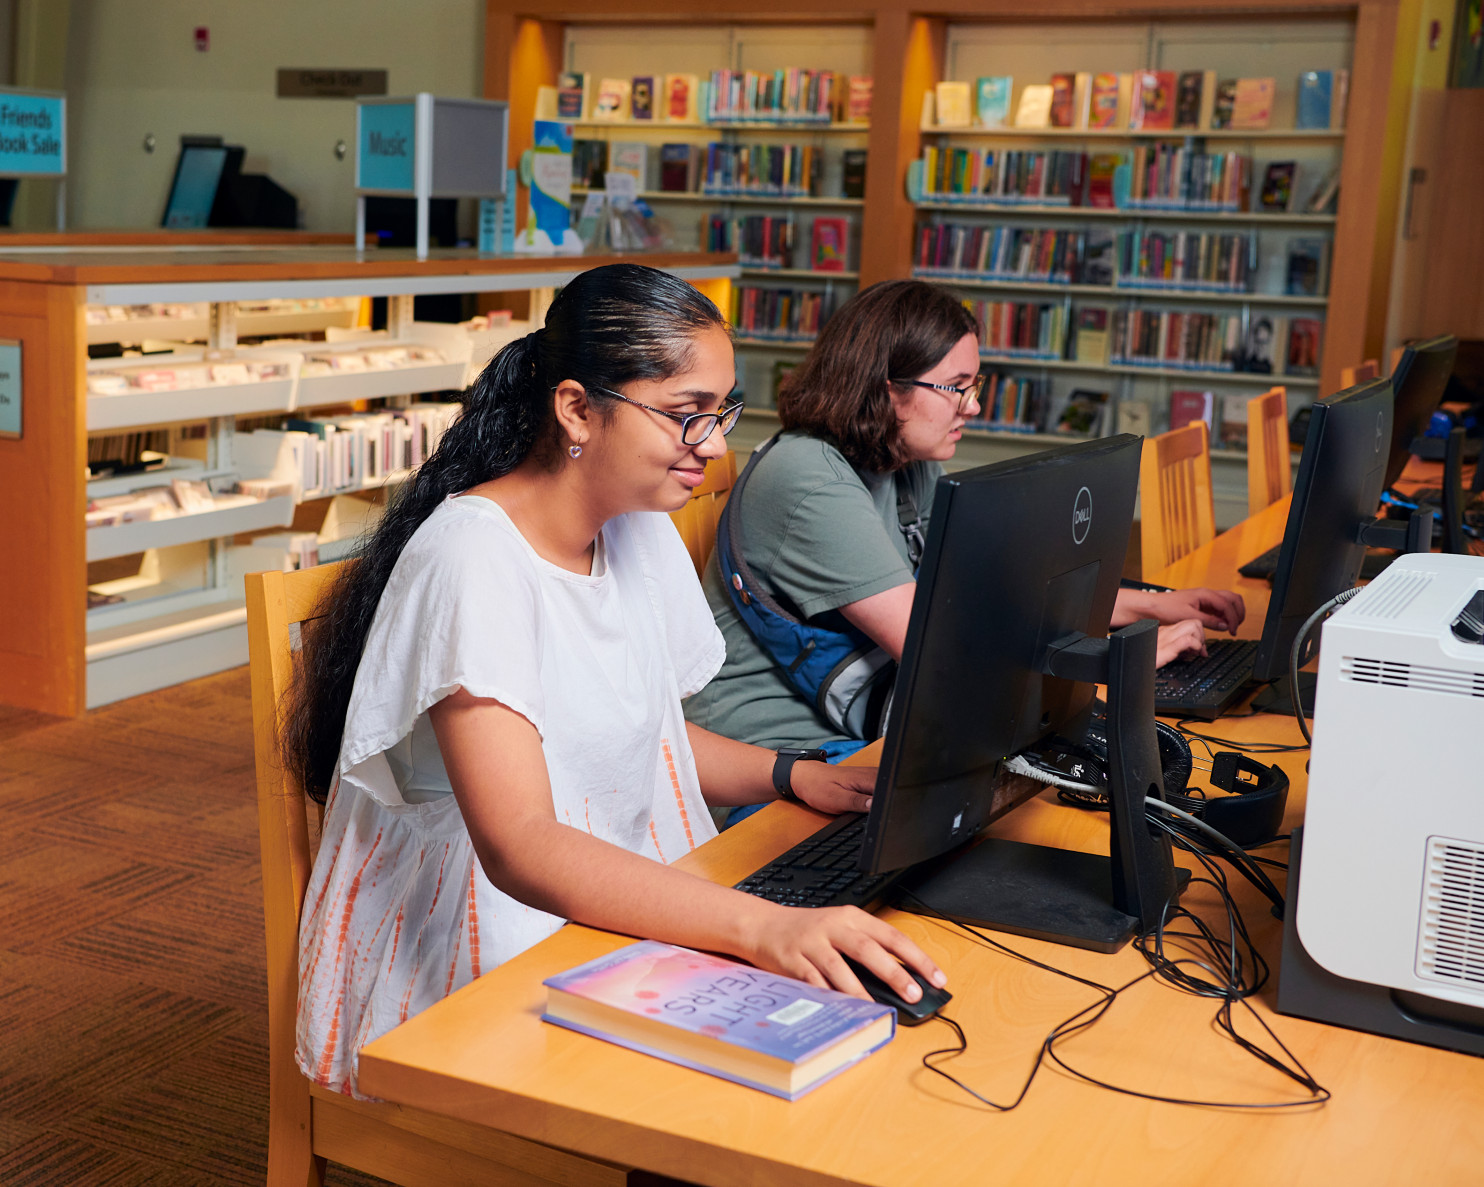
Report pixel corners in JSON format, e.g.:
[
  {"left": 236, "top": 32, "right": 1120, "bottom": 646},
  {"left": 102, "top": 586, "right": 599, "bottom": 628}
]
[{"left": 266, "top": 1070, "right": 325, "bottom": 1187}]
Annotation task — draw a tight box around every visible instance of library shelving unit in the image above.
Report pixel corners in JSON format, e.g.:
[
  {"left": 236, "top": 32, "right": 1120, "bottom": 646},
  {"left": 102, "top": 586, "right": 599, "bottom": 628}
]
[
  {"left": 0, "top": 243, "right": 736, "bottom": 717},
  {"left": 486, "top": 0, "right": 1406, "bottom": 521}
]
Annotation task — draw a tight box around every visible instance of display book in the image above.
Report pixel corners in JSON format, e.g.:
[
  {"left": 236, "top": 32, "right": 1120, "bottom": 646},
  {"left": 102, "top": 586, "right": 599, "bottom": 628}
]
[
  {"left": 542, "top": 940, "right": 894, "bottom": 1100},
  {"left": 550, "top": 68, "right": 871, "bottom": 124},
  {"left": 924, "top": 68, "right": 1348, "bottom": 132}
]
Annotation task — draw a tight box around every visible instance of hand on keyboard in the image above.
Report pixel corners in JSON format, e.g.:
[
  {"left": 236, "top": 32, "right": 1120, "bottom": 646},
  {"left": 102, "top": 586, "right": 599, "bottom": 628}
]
[
  {"left": 789, "top": 759, "right": 877, "bottom": 816},
  {"left": 1156, "top": 619, "right": 1209, "bottom": 668}
]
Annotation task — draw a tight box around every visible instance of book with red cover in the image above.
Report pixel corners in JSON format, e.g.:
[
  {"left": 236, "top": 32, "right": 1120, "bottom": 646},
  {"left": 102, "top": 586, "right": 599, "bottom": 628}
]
[
  {"left": 1049, "top": 73, "right": 1077, "bottom": 128},
  {"left": 1088, "top": 73, "right": 1122, "bottom": 129},
  {"left": 543, "top": 941, "right": 895, "bottom": 1100},
  {"left": 810, "top": 216, "right": 849, "bottom": 272},
  {"left": 1230, "top": 78, "right": 1275, "bottom": 130},
  {"left": 1129, "top": 70, "right": 1176, "bottom": 130},
  {"left": 1086, "top": 153, "right": 1121, "bottom": 209},
  {"left": 1170, "top": 389, "right": 1216, "bottom": 432}
]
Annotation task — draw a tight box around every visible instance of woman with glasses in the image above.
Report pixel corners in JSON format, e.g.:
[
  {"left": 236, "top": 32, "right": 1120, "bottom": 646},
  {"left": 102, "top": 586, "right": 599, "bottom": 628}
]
[
  {"left": 285, "top": 264, "right": 943, "bottom": 1096},
  {"left": 684, "top": 279, "right": 1243, "bottom": 778}
]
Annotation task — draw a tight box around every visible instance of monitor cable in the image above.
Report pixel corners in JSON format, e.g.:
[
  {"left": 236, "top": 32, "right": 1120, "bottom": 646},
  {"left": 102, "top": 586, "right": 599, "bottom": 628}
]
[{"left": 1288, "top": 586, "right": 1363, "bottom": 745}]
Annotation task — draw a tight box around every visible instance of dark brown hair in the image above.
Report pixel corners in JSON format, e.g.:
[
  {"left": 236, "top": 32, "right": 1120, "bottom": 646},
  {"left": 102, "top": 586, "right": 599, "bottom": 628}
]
[{"left": 777, "top": 279, "right": 978, "bottom": 472}]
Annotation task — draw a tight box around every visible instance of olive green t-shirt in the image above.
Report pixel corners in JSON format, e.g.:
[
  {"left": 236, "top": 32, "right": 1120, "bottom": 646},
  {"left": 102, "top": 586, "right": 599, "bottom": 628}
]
[{"left": 683, "top": 432, "right": 941, "bottom": 750}]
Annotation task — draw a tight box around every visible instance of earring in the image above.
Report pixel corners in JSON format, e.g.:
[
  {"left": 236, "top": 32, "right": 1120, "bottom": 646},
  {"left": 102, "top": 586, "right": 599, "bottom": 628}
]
[{"left": 568, "top": 444, "right": 582, "bottom": 459}]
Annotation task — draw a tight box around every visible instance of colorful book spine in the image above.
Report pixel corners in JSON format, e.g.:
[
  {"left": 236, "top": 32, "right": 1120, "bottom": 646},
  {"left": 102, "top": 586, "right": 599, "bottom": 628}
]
[
  {"left": 966, "top": 298, "right": 1070, "bottom": 360},
  {"left": 733, "top": 284, "right": 837, "bottom": 340}
]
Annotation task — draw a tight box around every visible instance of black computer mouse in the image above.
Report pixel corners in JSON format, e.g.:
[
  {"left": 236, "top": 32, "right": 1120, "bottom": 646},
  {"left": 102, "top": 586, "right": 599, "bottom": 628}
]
[{"left": 842, "top": 957, "right": 952, "bottom": 1026}]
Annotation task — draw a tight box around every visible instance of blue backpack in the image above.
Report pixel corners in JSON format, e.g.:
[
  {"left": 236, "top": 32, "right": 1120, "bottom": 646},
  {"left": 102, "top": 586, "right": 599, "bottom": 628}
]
[{"left": 713, "top": 434, "right": 926, "bottom": 740}]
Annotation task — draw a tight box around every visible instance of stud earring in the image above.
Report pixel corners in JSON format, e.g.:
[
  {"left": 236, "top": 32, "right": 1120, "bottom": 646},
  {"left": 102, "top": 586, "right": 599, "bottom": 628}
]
[{"left": 568, "top": 444, "right": 582, "bottom": 459}]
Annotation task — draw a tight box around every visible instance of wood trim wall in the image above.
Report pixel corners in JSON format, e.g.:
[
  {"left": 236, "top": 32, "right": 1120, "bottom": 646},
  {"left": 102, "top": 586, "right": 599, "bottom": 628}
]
[{"left": 1419, "top": 88, "right": 1484, "bottom": 339}]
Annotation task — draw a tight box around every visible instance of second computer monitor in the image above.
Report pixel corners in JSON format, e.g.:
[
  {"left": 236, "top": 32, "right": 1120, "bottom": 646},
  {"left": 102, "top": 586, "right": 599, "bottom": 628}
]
[
  {"left": 858, "top": 435, "right": 1141, "bottom": 876},
  {"left": 1385, "top": 335, "right": 1458, "bottom": 490}
]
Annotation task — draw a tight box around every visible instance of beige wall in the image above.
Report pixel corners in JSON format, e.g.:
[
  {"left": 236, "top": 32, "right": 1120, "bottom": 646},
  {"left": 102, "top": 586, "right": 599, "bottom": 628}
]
[{"left": 62, "top": 0, "right": 484, "bottom": 231}]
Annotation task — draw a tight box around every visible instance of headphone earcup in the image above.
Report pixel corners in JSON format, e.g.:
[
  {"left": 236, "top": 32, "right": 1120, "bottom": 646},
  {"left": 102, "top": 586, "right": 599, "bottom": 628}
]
[{"left": 1155, "top": 721, "right": 1193, "bottom": 796}]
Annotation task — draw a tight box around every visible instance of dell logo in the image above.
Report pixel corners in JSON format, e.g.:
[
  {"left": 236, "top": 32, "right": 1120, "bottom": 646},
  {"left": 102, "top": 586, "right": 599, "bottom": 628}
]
[{"left": 1072, "top": 486, "right": 1092, "bottom": 544}]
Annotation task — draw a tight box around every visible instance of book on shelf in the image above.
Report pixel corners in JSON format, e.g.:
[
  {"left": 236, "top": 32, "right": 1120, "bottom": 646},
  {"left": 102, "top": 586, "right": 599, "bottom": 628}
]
[
  {"left": 1129, "top": 70, "right": 1176, "bottom": 130},
  {"left": 1114, "top": 398, "right": 1153, "bottom": 438},
  {"left": 1295, "top": 70, "right": 1332, "bottom": 129},
  {"left": 1049, "top": 73, "right": 1077, "bottom": 128},
  {"left": 1305, "top": 165, "right": 1341, "bottom": 213},
  {"left": 935, "top": 81, "right": 973, "bottom": 128},
  {"left": 1082, "top": 228, "right": 1116, "bottom": 286},
  {"left": 810, "top": 216, "right": 850, "bottom": 272},
  {"left": 558, "top": 72, "right": 589, "bottom": 120},
  {"left": 608, "top": 142, "right": 649, "bottom": 187},
  {"left": 1169, "top": 388, "right": 1216, "bottom": 432},
  {"left": 1115, "top": 229, "right": 1254, "bottom": 292},
  {"left": 631, "top": 76, "right": 655, "bottom": 121},
  {"left": 1126, "top": 144, "right": 1249, "bottom": 211},
  {"left": 542, "top": 941, "right": 895, "bottom": 1101},
  {"left": 664, "top": 73, "right": 699, "bottom": 122},
  {"left": 1056, "top": 388, "right": 1110, "bottom": 436},
  {"left": 914, "top": 223, "right": 1088, "bottom": 283},
  {"left": 706, "top": 68, "right": 839, "bottom": 123},
  {"left": 914, "top": 145, "right": 1086, "bottom": 205},
  {"left": 734, "top": 283, "right": 836, "bottom": 340},
  {"left": 572, "top": 139, "right": 609, "bottom": 189},
  {"left": 659, "top": 143, "right": 700, "bottom": 192},
  {"left": 707, "top": 213, "right": 795, "bottom": 267},
  {"left": 1258, "top": 162, "right": 1297, "bottom": 212},
  {"left": 841, "top": 149, "right": 868, "bottom": 199},
  {"left": 1331, "top": 69, "right": 1349, "bottom": 130},
  {"left": 1175, "top": 70, "right": 1217, "bottom": 130},
  {"left": 1074, "top": 306, "right": 1111, "bottom": 364},
  {"left": 702, "top": 142, "right": 820, "bottom": 198},
  {"left": 534, "top": 85, "right": 559, "bottom": 121},
  {"left": 1218, "top": 393, "right": 1250, "bottom": 449},
  {"left": 1285, "top": 238, "right": 1331, "bottom": 296},
  {"left": 847, "top": 75, "right": 873, "bottom": 123},
  {"left": 1232, "top": 314, "right": 1286, "bottom": 375},
  {"left": 965, "top": 298, "right": 1069, "bottom": 360},
  {"left": 1229, "top": 78, "right": 1275, "bottom": 130},
  {"left": 1285, "top": 317, "right": 1323, "bottom": 376},
  {"left": 1209, "top": 78, "right": 1238, "bottom": 130},
  {"left": 772, "top": 358, "right": 799, "bottom": 403},
  {"left": 1014, "top": 84, "right": 1054, "bottom": 128},
  {"left": 1087, "top": 72, "right": 1129, "bottom": 130},
  {"left": 1110, "top": 308, "right": 1245, "bottom": 372},
  {"left": 975, "top": 76, "right": 1013, "bottom": 127},
  {"left": 594, "top": 78, "right": 632, "bottom": 121},
  {"left": 1085, "top": 152, "right": 1122, "bottom": 208},
  {"left": 969, "top": 373, "right": 1046, "bottom": 431}
]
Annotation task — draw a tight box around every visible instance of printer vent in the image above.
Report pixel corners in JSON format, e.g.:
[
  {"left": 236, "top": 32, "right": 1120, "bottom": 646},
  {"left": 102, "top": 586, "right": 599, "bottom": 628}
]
[
  {"left": 1351, "top": 569, "right": 1433, "bottom": 620},
  {"left": 1418, "top": 837, "right": 1484, "bottom": 989},
  {"left": 1341, "top": 657, "right": 1484, "bottom": 699}
]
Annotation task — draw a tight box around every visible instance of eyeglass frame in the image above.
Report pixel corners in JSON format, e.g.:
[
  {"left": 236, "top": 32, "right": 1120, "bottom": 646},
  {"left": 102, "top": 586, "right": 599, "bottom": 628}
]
[
  {"left": 888, "top": 373, "right": 987, "bottom": 414},
  {"left": 582, "top": 382, "right": 745, "bottom": 446}
]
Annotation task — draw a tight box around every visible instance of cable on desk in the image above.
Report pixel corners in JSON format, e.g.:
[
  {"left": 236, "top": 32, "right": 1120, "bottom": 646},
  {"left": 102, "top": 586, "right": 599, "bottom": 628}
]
[
  {"left": 1287, "top": 586, "right": 1363, "bottom": 745},
  {"left": 1176, "top": 719, "right": 1310, "bottom": 756}
]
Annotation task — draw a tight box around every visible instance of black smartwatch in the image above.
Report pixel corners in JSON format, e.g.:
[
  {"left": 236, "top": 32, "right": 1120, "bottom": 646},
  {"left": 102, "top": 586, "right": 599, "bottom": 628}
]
[{"left": 772, "top": 747, "right": 829, "bottom": 803}]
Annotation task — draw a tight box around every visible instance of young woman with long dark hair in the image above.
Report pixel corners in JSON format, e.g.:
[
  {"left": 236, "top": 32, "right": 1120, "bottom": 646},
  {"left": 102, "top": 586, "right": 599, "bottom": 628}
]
[
  {"left": 286, "top": 264, "right": 942, "bottom": 1096},
  {"left": 684, "top": 279, "right": 1243, "bottom": 765}
]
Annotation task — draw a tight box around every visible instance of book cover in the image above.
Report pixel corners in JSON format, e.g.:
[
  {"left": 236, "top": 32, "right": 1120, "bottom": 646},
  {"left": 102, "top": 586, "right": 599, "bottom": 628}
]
[
  {"left": 935, "top": 81, "right": 972, "bottom": 128},
  {"left": 1218, "top": 393, "right": 1250, "bottom": 449},
  {"left": 608, "top": 142, "right": 648, "bottom": 187},
  {"left": 1209, "top": 78, "right": 1238, "bottom": 129},
  {"left": 1230, "top": 78, "right": 1275, "bottom": 130},
  {"left": 847, "top": 76, "right": 873, "bottom": 123},
  {"left": 1057, "top": 388, "right": 1110, "bottom": 436},
  {"left": 1115, "top": 398, "right": 1153, "bottom": 437},
  {"left": 543, "top": 941, "right": 895, "bottom": 1101},
  {"left": 1285, "top": 317, "right": 1322, "bottom": 376},
  {"left": 1014, "top": 84, "right": 1054, "bottom": 128},
  {"left": 1234, "top": 314, "right": 1282, "bottom": 374},
  {"left": 631, "top": 76, "right": 655, "bottom": 121},
  {"left": 1087, "top": 73, "right": 1121, "bottom": 129},
  {"left": 557, "top": 72, "right": 588, "bottom": 120},
  {"left": 663, "top": 73, "right": 699, "bottom": 122},
  {"left": 975, "top": 76, "right": 1013, "bottom": 127},
  {"left": 1295, "top": 70, "right": 1332, "bottom": 130},
  {"left": 1331, "top": 69, "right": 1349, "bottom": 130},
  {"left": 811, "top": 216, "right": 850, "bottom": 272},
  {"left": 594, "top": 78, "right": 632, "bottom": 121},
  {"left": 1049, "top": 73, "right": 1077, "bottom": 128},
  {"left": 1129, "top": 70, "right": 1176, "bottom": 130},
  {"left": 1075, "top": 306, "right": 1110, "bottom": 364},
  {"left": 1174, "top": 71, "right": 1207, "bottom": 129},
  {"left": 1086, "top": 155, "right": 1122, "bottom": 210},
  {"left": 1080, "top": 229, "right": 1116, "bottom": 286},
  {"left": 1285, "top": 238, "right": 1331, "bottom": 296},
  {"left": 659, "top": 143, "right": 697, "bottom": 192},
  {"left": 1259, "top": 162, "right": 1297, "bottom": 212},
  {"left": 572, "top": 139, "right": 609, "bottom": 188},
  {"left": 1306, "top": 165, "right": 1340, "bottom": 214},
  {"left": 1170, "top": 389, "right": 1216, "bottom": 432},
  {"left": 535, "top": 85, "right": 560, "bottom": 121},
  {"left": 841, "top": 149, "right": 868, "bottom": 199}
]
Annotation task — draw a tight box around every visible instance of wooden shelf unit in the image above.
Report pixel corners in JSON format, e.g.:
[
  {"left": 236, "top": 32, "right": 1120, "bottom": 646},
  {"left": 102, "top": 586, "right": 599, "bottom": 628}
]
[{"left": 0, "top": 244, "right": 737, "bottom": 716}]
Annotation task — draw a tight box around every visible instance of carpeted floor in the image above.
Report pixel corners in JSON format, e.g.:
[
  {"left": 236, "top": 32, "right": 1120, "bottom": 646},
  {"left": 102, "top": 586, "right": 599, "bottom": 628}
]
[{"left": 0, "top": 668, "right": 388, "bottom": 1187}]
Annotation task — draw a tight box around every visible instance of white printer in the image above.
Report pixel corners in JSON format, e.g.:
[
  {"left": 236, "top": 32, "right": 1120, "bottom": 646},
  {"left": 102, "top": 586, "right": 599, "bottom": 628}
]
[{"left": 1279, "top": 551, "right": 1484, "bottom": 1052}]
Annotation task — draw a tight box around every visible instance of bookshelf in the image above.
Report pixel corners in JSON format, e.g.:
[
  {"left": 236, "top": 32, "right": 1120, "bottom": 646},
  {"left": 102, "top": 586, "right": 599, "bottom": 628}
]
[{"left": 0, "top": 246, "right": 737, "bottom": 717}]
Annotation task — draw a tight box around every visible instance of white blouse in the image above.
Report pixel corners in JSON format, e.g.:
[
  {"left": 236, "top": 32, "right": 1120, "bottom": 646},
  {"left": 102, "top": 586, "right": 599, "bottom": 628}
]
[{"left": 296, "top": 495, "right": 724, "bottom": 1096}]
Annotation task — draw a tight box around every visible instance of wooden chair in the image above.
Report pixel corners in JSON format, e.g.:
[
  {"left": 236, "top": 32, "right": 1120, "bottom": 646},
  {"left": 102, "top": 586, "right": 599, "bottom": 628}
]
[
  {"left": 1139, "top": 420, "right": 1217, "bottom": 576},
  {"left": 1340, "top": 358, "right": 1380, "bottom": 389},
  {"left": 246, "top": 564, "right": 635, "bottom": 1187},
  {"left": 668, "top": 449, "right": 738, "bottom": 577},
  {"left": 1246, "top": 386, "right": 1293, "bottom": 515}
]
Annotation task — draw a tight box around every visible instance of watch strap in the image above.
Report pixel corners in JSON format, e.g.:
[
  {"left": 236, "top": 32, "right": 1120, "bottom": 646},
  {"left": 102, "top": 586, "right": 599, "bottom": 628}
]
[{"left": 772, "top": 748, "right": 828, "bottom": 803}]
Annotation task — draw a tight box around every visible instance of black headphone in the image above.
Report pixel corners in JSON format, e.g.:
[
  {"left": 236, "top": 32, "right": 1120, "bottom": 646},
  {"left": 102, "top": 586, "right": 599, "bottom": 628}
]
[{"left": 1019, "top": 708, "right": 1289, "bottom": 848}]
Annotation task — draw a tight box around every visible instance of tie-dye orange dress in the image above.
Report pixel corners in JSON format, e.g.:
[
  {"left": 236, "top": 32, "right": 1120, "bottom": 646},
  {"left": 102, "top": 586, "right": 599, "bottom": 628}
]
[{"left": 296, "top": 495, "right": 724, "bottom": 1097}]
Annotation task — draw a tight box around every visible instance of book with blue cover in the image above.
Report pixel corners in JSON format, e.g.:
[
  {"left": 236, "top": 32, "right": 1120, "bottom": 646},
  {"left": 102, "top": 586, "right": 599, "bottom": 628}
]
[
  {"left": 975, "top": 76, "right": 1013, "bottom": 127},
  {"left": 1295, "top": 71, "right": 1333, "bottom": 130},
  {"left": 543, "top": 940, "right": 896, "bottom": 1100}
]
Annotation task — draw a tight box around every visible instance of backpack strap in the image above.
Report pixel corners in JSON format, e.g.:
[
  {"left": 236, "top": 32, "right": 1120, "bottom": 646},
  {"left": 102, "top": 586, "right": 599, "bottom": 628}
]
[{"left": 895, "top": 472, "right": 927, "bottom": 571}]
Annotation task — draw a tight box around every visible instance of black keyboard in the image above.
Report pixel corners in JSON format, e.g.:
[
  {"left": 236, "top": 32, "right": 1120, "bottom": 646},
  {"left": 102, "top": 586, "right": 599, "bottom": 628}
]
[
  {"left": 1238, "top": 544, "right": 1282, "bottom": 581},
  {"left": 735, "top": 813, "right": 903, "bottom": 910},
  {"left": 1154, "top": 637, "right": 1259, "bottom": 721}
]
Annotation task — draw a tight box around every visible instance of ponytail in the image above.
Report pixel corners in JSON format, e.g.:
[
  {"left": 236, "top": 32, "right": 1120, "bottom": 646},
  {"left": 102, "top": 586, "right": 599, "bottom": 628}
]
[{"left": 283, "top": 263, "right": 728, "bottom": 800}]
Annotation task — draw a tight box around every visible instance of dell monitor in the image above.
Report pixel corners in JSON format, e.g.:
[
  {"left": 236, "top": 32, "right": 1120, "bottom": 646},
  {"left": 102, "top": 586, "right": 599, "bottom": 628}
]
[
  {"left": 162, "top": 143, "right": 229, "bottom": 229},
  {"left": 857, "top": 435, "right": 1183, "bottom": 951},
  {"left": 1385, "top": 335, "right": 1459, "bottom": 489}
]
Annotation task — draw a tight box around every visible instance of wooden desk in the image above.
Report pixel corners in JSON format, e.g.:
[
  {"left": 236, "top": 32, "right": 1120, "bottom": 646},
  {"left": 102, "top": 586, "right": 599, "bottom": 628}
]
[{"left": 358, "top": 500, "right": 1484, "bottom": 1186}]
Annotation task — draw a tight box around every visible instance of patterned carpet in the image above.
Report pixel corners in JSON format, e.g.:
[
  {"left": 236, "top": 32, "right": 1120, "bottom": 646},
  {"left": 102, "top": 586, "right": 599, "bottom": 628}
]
[{"left": 0, "top": 668, "right": 388, "bottom": 1187}]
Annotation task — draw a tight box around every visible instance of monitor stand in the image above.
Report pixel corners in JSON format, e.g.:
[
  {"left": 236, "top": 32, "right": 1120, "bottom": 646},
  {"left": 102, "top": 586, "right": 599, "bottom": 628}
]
[
  {"left": 1251, "top": 672, "right": 1318, "bottom": 717},
  {"left": 897, "top": 621, "right": 1187, "bottom": 954}
]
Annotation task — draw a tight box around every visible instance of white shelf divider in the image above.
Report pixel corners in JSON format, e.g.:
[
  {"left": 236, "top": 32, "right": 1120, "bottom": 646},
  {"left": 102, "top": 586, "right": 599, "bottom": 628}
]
[
  {"left": 86, "top": 495, "right": 295, "bottom": 563},
  {"left": 87, "top": 376, "right": 297, "bottom": 431}
]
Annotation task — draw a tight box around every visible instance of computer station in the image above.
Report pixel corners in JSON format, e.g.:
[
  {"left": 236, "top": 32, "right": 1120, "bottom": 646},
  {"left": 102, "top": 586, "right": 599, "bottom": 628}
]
[{"left": 2, "top": 5, "right": 1482, "bottom": 1185}]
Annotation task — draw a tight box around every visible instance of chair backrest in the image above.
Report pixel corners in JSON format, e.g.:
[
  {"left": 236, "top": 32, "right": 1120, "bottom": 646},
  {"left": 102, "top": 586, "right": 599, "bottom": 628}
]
[
  {"left": 1140, "top": 420, "right": 1216, "bottom": 575},
  {"left": 1246, "top": 386, "right": 1292, "bottom": 515},
  {"left": 668, "top": 449, "right": 738, "bottom": 577},
  {"left": 1340, "top": 358, "right": 1380, "bottom": 389},
  {"left": 245, "top": 561, "right": 347, "bottom": 1176}
]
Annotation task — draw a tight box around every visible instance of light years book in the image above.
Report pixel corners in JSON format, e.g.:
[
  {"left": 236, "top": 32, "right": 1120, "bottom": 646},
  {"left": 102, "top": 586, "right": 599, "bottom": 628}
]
[{"left": 543, "top": 941, "right": 896, "bottom": 1099}]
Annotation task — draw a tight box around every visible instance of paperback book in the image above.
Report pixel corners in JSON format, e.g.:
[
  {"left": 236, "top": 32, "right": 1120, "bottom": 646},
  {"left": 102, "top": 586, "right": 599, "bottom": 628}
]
[
  {"left": 1014, "top": 84, "right": 1054, "bottom": 128},
  {"left": 935, "top": 81, "right": 973, "bottom": 128},
  {"left": 1218, "top": 393, "right": 1250, "bottom": 449},
  {"left": 1229, "top": 78, "right": 1275, "bottom": 130},
  {"left": 1209, "top": 78, "right": 1238, "bottom": 129},
  {"left": 1087, "top": 73, "right": 1127, "bottom": 129},
  {"left": 1295, "top": 70, "right": 1332, "bottom": 130},
  {"left": 1175, "top": 70, "right": 1217, "bottom": 130},
  {"left": 847, "top": 76, "right": 873, "bottom": 123},
  {"left": 841, "top": 149, "right": 868, "bottom": 199},
  {"left": 1169, "top": 388, "right": 1216, "bottom": 432},
  {"left": 810, "top": 216, "right": 850, "bottom": 271},
  {"left": 976, "top": 76, "right": 1013, "bottom": 127},
  {"left": 543, "top": 941, "right": 895, "bottom": 1100},
  {"left": 1259, "top": 162, "right": 1297, "bottom": 212},
  {"left": 594, "top": 78, "right": 632, "bottom": 121},
  {"left": 1049, "top": 73, "right": 1077, "bottom": 128},
  {"left": 631, "top": 76, "right": 655, "bottom": 120},
  {"left": 557, "top": 72, "right": 589, "bottom": 120},
  {"left": 1286, "top": 317, "right": 1323, "bottom": 376},
  {"left": 664, "top": 73, "right": 699, "bottom": 122},
  {"left": 1129, "top": 70, "right": 1175, "bottom": 130}
]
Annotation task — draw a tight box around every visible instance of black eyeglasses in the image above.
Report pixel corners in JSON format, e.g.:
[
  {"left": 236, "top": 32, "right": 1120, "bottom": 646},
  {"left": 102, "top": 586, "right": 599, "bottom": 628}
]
[
  {"left": 889, "top": 373, "right": 987, "bottom": 414},
  {"left": 589, "top": 384, "right": 745, "bottom": 446}
]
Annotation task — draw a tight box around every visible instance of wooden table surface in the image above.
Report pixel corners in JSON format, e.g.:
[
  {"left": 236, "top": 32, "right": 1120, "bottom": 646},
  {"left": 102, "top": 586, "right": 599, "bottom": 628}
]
[{"left": 358, "top": 493, "right": 1484, "bottom": 1186}]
